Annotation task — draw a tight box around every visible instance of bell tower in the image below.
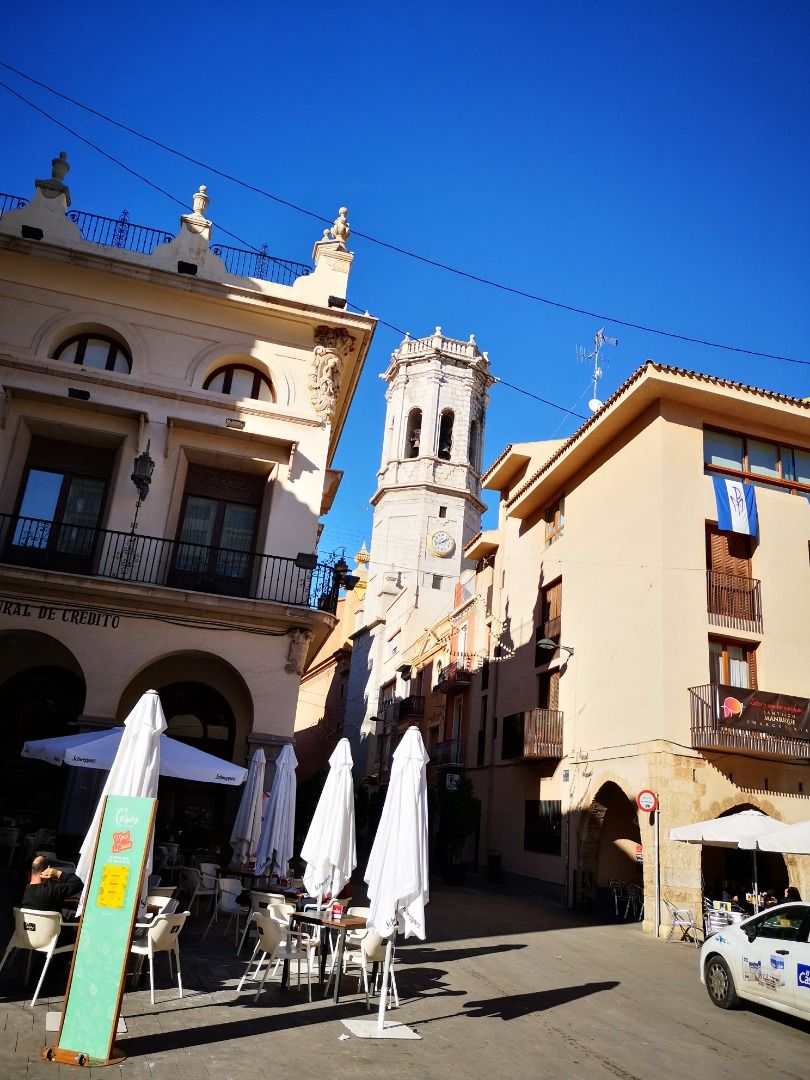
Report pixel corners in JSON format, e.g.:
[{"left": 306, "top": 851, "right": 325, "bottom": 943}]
[{"left": 364, "top": 327, "right": 494, "bottom": 620}]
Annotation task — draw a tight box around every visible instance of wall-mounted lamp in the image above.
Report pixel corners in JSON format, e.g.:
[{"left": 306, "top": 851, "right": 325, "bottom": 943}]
[
  {"left": 397, "top": 663, "right": 413, "bottom": 680},
  {"left": 342, "top": 574, "right": 360, "bottom": 591},
  {"left": 225, "top": 417, "right": 245, "bottom": 430},
  {"left": 131, "top": 441, "right": 155, "bottom": 503},
  {"left": 536, "top": 637, "right": 575, "bottom": 659},
  {"left": 294, "top": 552, "right": 318, "bottom": 570}
]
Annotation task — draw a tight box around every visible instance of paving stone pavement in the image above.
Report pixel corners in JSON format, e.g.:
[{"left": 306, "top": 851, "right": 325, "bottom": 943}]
[{"left": 1, "top": 881, "right": 809, "bottom": 1079}]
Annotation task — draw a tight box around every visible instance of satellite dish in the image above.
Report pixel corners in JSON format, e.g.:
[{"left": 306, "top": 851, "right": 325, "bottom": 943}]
[{"left": 588, "top": 398, "right": 602, "bottom": 413}]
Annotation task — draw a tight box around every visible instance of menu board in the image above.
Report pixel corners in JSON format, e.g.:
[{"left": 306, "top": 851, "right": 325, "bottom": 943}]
[{"left": 54, "top": 795, "right": 156, "bottom": 1065}]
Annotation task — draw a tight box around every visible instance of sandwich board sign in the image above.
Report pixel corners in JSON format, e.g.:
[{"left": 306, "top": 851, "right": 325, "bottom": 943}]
[{"left": 42, "top": 795, "right": 156, "bottom": 1067}]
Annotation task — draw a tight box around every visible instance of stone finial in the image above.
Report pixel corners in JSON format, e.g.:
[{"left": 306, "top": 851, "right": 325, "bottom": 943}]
[
  {"left": 51, "top": 151, "right": 70, "bottom": 182},
  {"left": 192, "top": 185, "right": 209, "bottom": 216},
  {"left": 355, "top": 543, "right": 370, "bottom": 565},
  {"left": 330, "top": 206, "right": 350, "bottom": 248}
]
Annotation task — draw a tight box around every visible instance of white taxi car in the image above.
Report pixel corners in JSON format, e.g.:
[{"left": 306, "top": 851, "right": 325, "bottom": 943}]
[{"left": 700, "top": 901, "right": 810, "bottom": 1021}]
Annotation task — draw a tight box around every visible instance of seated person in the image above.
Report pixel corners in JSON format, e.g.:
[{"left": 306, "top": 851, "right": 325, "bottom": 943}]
[
  {"left": 21, "top": 856, "right": 83, "bottom": 912},
  {"left": 784, "top": 885, "right": 802, "bottom": 902}
]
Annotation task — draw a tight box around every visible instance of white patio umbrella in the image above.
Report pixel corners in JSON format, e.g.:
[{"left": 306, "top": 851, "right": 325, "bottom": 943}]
[
  {"left": 74, "top": 690, "right": 166, "bottom": 913},
  {"left": 739, "top": 818, "right": 810, "bottom": 855},
  {"left": 363, "top": 725, "right": 429, "bottom": 1033},
  {"left": 669, "top": 809, "right": 784, "bottom": 911},
  {"left": 255, "top": 743, "right": 298, "bottom": 878},
  {"left": 22, "top": 727, "right": 247, "bottom": 786},
  {"left": 301, "top": 738, "right": 356, "bottom": 903},
  {"left": 230, "top": 747, "right": 266, "bottom": 867}
]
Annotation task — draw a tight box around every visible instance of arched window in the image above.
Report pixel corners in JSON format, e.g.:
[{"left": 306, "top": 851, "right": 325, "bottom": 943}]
[
  {"left": 53, "top": 333, "right": 132, "bottom": 374},
  {"left": 404, "top": 408, "right": 422, "bottom": 459},
  {"left": 468, "top": 419, "right": 481, "bottom": 471},
  {"left": 203, "top": 364, "right": 274, "bottom": 402},
  {"left": 438, "top": 410, "right": 454, "bottom": 461}
]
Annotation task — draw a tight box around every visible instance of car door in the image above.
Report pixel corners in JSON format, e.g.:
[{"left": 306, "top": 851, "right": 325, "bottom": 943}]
[
  {"left": 739, "top": 905, "right": 807, "bottom": 1012},
  {"left": 787, "top": 910, "right": 810, "bottom": 1017}
]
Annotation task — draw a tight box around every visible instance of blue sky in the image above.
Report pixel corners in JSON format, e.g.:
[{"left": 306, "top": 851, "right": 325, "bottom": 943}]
[{"left": 2, "top": 2, "right": 809, "bottom": 559}]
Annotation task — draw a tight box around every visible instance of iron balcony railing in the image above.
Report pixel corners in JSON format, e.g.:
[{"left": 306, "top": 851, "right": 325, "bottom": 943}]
[
  {"left": 398, "top": 695, "right": 425, "bottom": 719},
  {"left": 689, "top": 683, "right": 810, "bottom": 762},
  {"left": 502, "top": 709, "right": 564, "bottom": 760},
  {"left": 434, "top": 655, "right": 475, "bottom": 694},
  {"left": 0, "top": 514, "right": 341, "bottom": 613},
  {"left": 0, "top": 193, "right": 312, "bottom": 286},
  {"left": 430, "top": 739, "right": 464, "bottom": 767},
  {"left": 706, "top": 570, "right": 762, "bottom": 632}
]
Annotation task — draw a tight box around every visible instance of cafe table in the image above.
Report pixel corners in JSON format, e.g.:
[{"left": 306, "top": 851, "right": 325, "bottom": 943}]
[{"left": 283, "top": 911, "right": 367, "bottom": 1004}]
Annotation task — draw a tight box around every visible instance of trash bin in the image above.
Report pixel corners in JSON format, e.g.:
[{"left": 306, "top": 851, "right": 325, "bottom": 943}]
[{"left": 487, "top": 850, "right": 501, "bottom": 883}]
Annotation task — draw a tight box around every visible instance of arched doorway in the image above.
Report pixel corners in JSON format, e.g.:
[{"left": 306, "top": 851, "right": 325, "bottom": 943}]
[
  {"left": 578, "top": 781, "right": 642, "bottom": 916},
  {"left": 0, "top": 631, "right": 86, "bottom": 835},
  {"left": 701, "top": 803, "right": 788, "bottom": 901},
  {"left": 118, "top": 652, "right": 253, "bottom": 862}
]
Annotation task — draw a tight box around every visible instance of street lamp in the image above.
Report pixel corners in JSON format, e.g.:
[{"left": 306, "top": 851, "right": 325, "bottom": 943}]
[
  {"left": 130, "top": 440, "right": 155, "bottom": 529},
  {"left": 536, "top": 637, "right": 575, "bottom": 659}
]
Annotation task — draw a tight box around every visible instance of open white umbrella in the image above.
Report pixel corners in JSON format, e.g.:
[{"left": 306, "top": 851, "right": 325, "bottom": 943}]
[
  {"left": 363, "top": 725, "right": 429, "bottom": 1033},
  {"left": 255, "top": 744, "right": 297, "bottom": 878},
  {"left": 301, "top": 738, "right": 356, "bottom": 903},
  {"left": 669, "top": 809, "right": 784, "bottom": 911},
  {"left": 739, "top": 818, "right": 810, "bottom": 855},
  {"left": 23, "top": 727, "right": 247, "bottom": 786},
  {"left": 230, "top": 747, "right": 266, "bottom": 866},
  {"left": 75, "top": 690, "right": 166, "bottom": 913}
]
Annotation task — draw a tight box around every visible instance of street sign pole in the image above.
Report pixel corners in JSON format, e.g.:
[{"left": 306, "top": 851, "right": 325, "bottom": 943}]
[{"left": 654, "top": 796, "right": 660, "bottom": 939}]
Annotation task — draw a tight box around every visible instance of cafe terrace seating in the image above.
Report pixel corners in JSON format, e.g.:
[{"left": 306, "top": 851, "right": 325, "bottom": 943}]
[
  {"left": 128, "top": 910, "right": 189, "bottom": 1005},
  {"left": 0, "top": 908, "right": 76, "bottom": 1008},
  {"left": 663, "top": 898, "right": 700, "bottom": 946}
]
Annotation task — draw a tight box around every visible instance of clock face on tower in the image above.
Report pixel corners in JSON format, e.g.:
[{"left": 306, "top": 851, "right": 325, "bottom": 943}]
[{"left": 430, "top": 529, "right": 456, "bottom": 557}]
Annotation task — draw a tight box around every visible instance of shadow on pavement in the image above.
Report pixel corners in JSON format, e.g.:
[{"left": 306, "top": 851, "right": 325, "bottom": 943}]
[{"left": 402, "top": 943, "right": 526, "bottom": 964}]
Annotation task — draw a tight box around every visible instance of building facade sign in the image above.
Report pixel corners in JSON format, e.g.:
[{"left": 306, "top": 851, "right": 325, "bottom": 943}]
[
  {"left": 716, "top": 684, "right": 810, "bottom": 742},
  {"left": 0, "top": 597, "right": 121, "bottom": 628}
]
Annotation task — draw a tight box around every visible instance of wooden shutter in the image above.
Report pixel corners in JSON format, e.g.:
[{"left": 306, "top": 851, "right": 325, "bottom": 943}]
[
  {"left": 707, "top": 526, "right": 751, "bottom": 578},
  {"left": 184, "top": 464, "right": 266, "bottom": 505},
  {"left": 747, "top": 648, "right": 758, "bottom": 690},
  {"left": 27, "top": 437, "right": 115, "bottom": 478}
]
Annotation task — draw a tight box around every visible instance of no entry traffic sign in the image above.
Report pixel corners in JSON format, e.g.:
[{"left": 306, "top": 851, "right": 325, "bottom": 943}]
[{"left": 637, "top": 789, "right": 658, "bottom": 813}]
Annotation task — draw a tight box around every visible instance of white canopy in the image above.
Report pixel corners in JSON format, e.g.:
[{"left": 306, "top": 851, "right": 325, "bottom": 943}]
[
  {"left": 23, "top": 726, "right": 247, "bottom": 786},
  {"left": 739, "top": 819, "right": 810, "bottom": 855},
  {"left": 669, "top": 809, "right": 782, "bottom": 848},
  {"left": 301, "top": 738, "right": 356, "bottom": 901},
  {"left": 230, "top": 747, "right": 267, "bottom": 866},
  {"left": 75, "top": 690, "right": 166, "bottom": 912},
  {"left": 365, "top": 726, "right": 430, "bottom": 941},
  {"left": 255, "top": 743, "right": 298, "bottom": 878}
]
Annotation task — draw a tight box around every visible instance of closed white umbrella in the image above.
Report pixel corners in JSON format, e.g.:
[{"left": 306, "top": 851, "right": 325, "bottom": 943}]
[
  {"left": 364, "top": 726, "right": 429, "bottom": 1031},
  {"left": 75, "top": 690, "right": 166, "bottom": 913},
  {"left": 255, "top": 744, "right": 298, "bottom": 878},
  {"left": 301, "top": 738, "right": 356, "bottom": 903},
  {"left": 230, "top": 747, "right": 266, "bottom": 866},
  {"left": 22, "top": 727, "right": 247, "bottom": 786}
]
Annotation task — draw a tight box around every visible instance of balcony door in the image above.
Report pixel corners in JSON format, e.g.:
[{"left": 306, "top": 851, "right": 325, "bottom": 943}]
[
  {"left": 8, "top": 438, "right": 113, "bottom": 572},
  {"left": 172, "top": 465, "right": 265, "bottom": 597},
  {"left": 706, "top": 525, "right": 757, "bottom": 623}
]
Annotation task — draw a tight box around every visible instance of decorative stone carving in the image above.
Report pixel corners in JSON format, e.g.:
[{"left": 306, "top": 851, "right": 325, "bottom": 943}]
[
  {"left": 285, "top": 628, "right": 311, "bottom": 675},
  {"left": 180, "top": 184, "right": 212, "bottom": 239},
  {"left": 330, "top": 206, "right": 350, "bottom": 248},
  {"left": 309, "top": 326, "right": 356, "bottom": 422},
  {"left": 36, "top": 150, "right": 72, "bottom": 205}
]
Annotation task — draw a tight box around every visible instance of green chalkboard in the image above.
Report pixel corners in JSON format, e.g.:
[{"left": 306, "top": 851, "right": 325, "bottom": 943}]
[{"left": 57, "top": 795, "right": 156, "bottom": 1065}]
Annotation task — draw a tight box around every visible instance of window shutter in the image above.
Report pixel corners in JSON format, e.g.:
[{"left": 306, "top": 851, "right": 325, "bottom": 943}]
[
  {"left": 184, "top": 464, "right": 266, "bottom": 505},
  {"left": 747, "top": 649, "right": 758, "bottom": 690},
  {"left": 707, "top": 526, "right": 751, "bottom": 578},
  {"left": 27, "top": 437, "right": 115, "bottom": 478},
  {"left": 549, "top": 670, "right": 560, "bottom": 711}
]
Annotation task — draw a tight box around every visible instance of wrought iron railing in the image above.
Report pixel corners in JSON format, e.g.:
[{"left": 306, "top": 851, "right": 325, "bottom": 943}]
[
  {"left": 0, "top": 193, "right": 312, "bottom": 285},
  {"left": 706, "top": 570, "right": 762, "bottom": 632},
  {"left": 0, "top": 514, "right": 341, "bottom": 613},
  {"left": 434, "top": 655, "right": 475, "bottom": 693},
  {"left": 398, "top": 695, "right": 425, "bottom": 719},
  {"left": 689, "top": 683, "right": 810, "bottom": 761},
  {"left": 430, "top": 739, "right": 463, "bottom": 767}
]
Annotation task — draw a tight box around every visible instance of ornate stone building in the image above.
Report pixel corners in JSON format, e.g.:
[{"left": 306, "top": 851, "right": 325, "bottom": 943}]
[{"left": 0, "top": 154, "right": 375, "bottom": 845}]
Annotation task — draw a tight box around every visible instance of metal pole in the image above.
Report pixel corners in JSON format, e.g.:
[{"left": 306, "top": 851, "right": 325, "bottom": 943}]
[
  {"left": 653, "top": 798, "right": 660, "bottom": 939},
  {"left": 377, "top": 938, "right": 394, "bottom": 1030}
]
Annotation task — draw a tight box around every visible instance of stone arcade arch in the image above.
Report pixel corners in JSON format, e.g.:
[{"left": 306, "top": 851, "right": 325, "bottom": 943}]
[{"left": 577, "top": 780, "right": 642, "bottom": 914}]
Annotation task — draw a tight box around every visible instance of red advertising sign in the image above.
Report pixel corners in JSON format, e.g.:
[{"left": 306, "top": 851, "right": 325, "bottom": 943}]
[
  {"left": 715, "top": 685, "right": 810, "bottom": 742},
  {"left": 637, "top": 790, "right": 658, "bottom": 813}
]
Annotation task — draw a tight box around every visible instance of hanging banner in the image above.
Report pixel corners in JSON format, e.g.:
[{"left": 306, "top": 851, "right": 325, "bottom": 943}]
[
  {"left": 715, "top": 684, "right": 810, "bottom": 742},
  {"left": 44, "top": 795, "right": 156, "bottom": 1067}
]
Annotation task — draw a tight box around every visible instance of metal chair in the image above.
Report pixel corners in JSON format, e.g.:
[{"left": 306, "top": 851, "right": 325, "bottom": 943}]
[
  {"left": 663, "top": 898, "right": 700, "bottom": 945},
  {"left": 609, "top": 879, "right": 628, "bottom": 918},
  {"left": 0, "top": 908, "right": 76, "bottom": 1007},
  {"left": 129, "top": 911, "right": 189, "bottom": 1004}
]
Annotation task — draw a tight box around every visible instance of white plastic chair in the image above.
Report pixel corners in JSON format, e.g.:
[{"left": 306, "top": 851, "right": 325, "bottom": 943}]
[
  {"left": 340, "top": 929, "right": 399, "bottom": 1011},
  {"left": 237, "top": 892, "right": 293, "bottom": 954},
  {"left": 663, "top": 899, "right": 700, "bottom": 946},
  {"left": 0, "top": 908, "right": 76, "bottom": 1007},
  {"left": 203, "top": 877, "right": 247, "bottom": 946},
  {"left": 196, "top": 862, "right": 220, "bottom": 913},
  {"left": 148, "top": 885, "right": 176, "bottom": 899},
  {"left": 238, "top": 911, "right": 318, "bottom": 1002},
  {"left": 147, "top": 894, "right": 179, "bottom": 916},
  {"left": 178, "top": 867, "right": 201, "bottom": 914},
  {"left": 129, "top": 911, "right": 188, "bottom": 1004}
]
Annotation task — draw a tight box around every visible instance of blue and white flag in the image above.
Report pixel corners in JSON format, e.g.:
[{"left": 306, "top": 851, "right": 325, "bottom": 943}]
[{"left": 712, "top": 476, "right": 759, "bottom": 537}]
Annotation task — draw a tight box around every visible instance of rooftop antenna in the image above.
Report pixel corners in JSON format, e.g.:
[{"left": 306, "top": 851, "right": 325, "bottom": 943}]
[{"left": 577, "top": 327, "right": 618, "bottom": 412}]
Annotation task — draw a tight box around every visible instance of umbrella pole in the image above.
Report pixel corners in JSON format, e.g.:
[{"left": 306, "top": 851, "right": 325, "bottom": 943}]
[
  {"left": 752, "top": 850, "right": 759, "bottom": 913},
  {"left": 377, "top": 938, "right": 393, "bottom": 1031}
]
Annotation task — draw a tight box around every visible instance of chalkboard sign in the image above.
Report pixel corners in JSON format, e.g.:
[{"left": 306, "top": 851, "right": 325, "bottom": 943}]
[{"left": 47, "top": 795, "right": 156, "bottom": 1066}]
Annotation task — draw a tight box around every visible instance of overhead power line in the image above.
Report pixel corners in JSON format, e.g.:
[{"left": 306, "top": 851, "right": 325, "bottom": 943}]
[{"left": 1, "top": 59, "right": 808, "bottom": 368}]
